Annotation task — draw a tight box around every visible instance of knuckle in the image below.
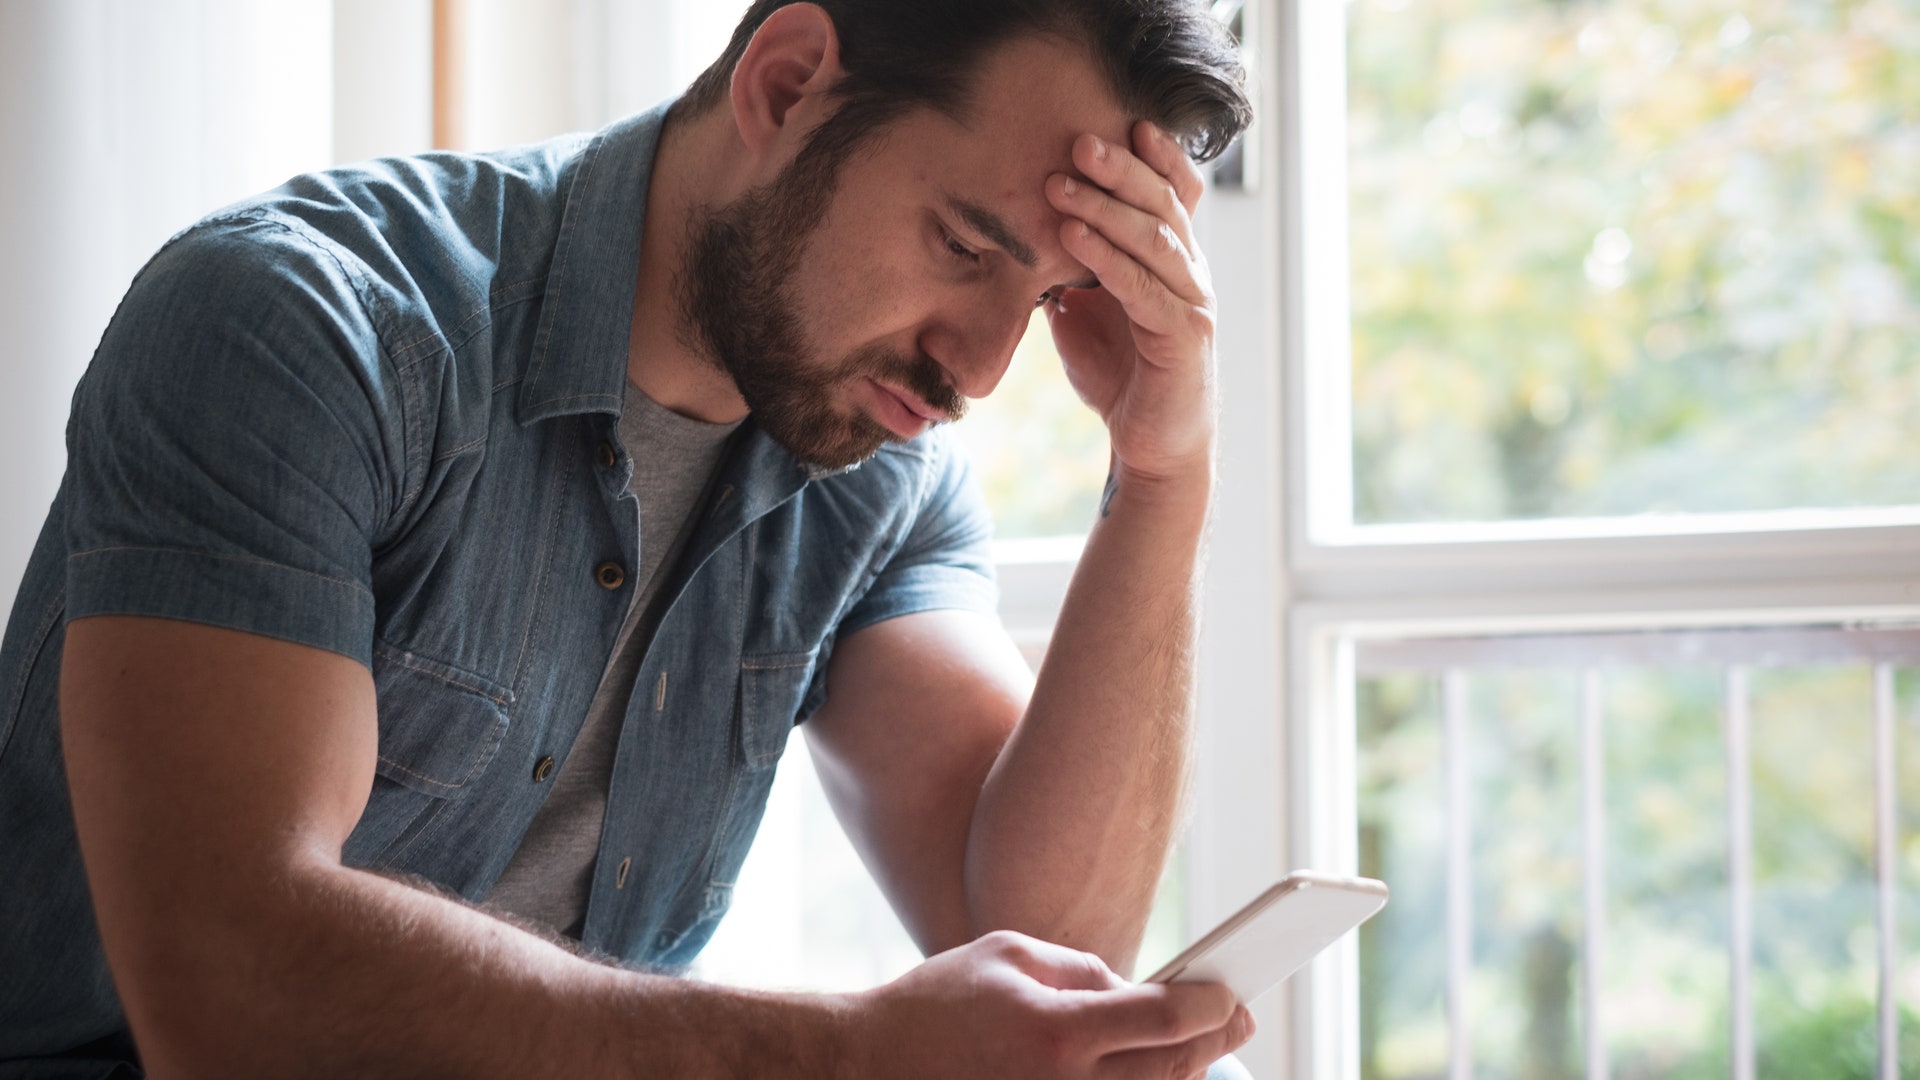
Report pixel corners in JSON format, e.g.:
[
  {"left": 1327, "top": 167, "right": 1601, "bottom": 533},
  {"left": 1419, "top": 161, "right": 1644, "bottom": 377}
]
[
  {"left": 982, "top": 928, "right": 1028, "bottom": 957},
  {"left": 1071, "top": 949, "right": 1108, "bottom": 984},
  {"left": 1155, "top": 181, "right": 1182, "bottom": 218},
  {"left": 1126, "top": 262, "right": 1155, "bottom": 298}
]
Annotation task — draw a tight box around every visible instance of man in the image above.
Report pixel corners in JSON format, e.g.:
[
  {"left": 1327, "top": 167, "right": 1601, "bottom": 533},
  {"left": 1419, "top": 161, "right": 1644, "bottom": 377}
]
[{"left": 0, "top": 0, "right": 1254, "bottom": 1075}]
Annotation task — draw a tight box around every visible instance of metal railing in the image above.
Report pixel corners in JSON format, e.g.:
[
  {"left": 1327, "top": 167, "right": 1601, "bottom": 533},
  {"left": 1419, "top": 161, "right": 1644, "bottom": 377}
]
[{"left": 1357, "top": 625, "right": 1920, "bottom": 1079}]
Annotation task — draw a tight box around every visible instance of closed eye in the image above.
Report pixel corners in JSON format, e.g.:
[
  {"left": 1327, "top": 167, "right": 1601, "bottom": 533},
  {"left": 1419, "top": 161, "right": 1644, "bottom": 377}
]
[{"left": 939, "top": 227, "right": 982, "bottom": 265}]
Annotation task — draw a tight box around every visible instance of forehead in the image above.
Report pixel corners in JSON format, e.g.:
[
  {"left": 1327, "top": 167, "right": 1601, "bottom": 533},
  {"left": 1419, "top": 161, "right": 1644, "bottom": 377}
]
[{"left": 871, "top": 36, "right": 1135, "bottom": 225}]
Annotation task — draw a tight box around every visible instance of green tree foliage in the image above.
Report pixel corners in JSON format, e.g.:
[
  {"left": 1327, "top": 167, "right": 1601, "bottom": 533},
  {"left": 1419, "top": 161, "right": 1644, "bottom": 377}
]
[{"left": 1348, "top": 0, "right": 1920, "bottom": 523}]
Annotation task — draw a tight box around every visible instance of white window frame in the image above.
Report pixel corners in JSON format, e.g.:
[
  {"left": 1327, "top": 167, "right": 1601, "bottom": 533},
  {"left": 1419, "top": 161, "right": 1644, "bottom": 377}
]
[{"left": 1174, "top": 1, "right": 1920, "bottom": 1076}]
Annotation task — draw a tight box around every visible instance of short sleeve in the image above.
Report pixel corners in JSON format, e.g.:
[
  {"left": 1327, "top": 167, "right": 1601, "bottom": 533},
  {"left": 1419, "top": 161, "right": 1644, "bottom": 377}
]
[
  {"left": 838, "top": 432, "right": 999, "bottom": 636},
  {"left": 62, "top": 216, "right": 405, "bottom": 667}
]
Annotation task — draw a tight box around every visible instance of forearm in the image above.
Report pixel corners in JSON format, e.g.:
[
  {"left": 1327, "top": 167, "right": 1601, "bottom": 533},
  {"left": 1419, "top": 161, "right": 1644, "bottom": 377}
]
[
  {"left": 113, "top": 855, "right": 848, "bottom": 1078},
  {"left": 964, "top": 458, "right": 1211, "bottom": 973}
]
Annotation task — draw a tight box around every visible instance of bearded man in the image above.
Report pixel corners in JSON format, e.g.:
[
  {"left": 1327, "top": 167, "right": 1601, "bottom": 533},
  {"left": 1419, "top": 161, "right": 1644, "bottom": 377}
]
[{"left": 0, "top": 1, "right": 1256, "bottom": 1076}]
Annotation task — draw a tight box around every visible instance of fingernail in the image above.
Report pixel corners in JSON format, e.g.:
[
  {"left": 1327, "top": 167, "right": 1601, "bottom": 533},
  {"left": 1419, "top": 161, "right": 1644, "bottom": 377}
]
[
  {"left": 1091, "top": 136, "right": 1109, "bottom": 161},
  {"left": 1062, "top": 176, "right": 1079, "bottom": 196},
  {"left": 1077, "top": 222, "right": 1092, "bottom": 239}
]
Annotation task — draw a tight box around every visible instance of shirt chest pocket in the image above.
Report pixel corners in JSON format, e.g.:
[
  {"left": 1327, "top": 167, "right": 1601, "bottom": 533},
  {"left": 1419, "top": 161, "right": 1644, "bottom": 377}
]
[
  {"left": 735, "top": 648, "right": 822, "bottom": 770},
  {"left": 371, "top": 641, "right": 515, "bottom": 794}
]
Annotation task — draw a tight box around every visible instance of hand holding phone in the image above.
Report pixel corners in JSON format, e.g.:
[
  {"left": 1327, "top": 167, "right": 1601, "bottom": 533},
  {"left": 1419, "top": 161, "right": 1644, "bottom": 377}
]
[{"left": 1146, "top": 871, "right": 1388, "bottom": 1005}]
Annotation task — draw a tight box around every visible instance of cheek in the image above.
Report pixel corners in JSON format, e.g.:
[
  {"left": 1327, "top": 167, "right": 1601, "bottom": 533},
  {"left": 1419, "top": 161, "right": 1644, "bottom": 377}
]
[{"left": 796, "top": 241, "right": 932, "bottom": 351}]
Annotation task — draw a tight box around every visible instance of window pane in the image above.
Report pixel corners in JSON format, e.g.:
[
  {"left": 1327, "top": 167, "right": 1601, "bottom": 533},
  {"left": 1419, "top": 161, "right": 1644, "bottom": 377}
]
[
  {"left": 1900, "top": 668, "right": 1920, "bottom": 1065},
  {"left": 1749, "top": 666, "right": 1878, "bottom": 1076},
  {"left": 1466, "top": 671, "right": 1588, "bottom": 1079},
  {"left": 1603, "top": 669, "right": 1729, "bottom": 1077},
  {"left": 951, "top": 311, "right": 1110, "bottom": 540},
  {"left": 1358, "top": 674, "right": 1451, "bottom": 1080},
  {"left": 1346, "top": 0, "right": 1920, "bottom": 524}
]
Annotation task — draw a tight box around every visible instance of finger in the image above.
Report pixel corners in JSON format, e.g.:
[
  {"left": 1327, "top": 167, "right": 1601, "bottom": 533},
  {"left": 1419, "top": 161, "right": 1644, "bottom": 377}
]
[
  {"left": 1048, "top": 173, "right": 1206, "bottom": 306},
  {"left": 1132, "top": 121, "right": 1207, "bottom": 219},
  {"left": 1099, "top": 1005, "right": 1254, "bottom": 1080},
  {"left": 1060, "top": 219, "right": 1208, "bottom": 346},
  {"left": 984, "top": 930, "right": 1126, "bottom": 991},
  {"left": 1072, "top": 132, "right": 1196, "bottom": 252},
  {"left": 1062, "top": 980, "right": 1238, "bottom": 1052}
]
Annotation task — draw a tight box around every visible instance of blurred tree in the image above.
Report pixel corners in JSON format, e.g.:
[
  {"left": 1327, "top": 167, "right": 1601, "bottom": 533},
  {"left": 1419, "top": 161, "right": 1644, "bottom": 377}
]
[{"left": 1348, "top": 0, "right": 1920, "bottom": 524}]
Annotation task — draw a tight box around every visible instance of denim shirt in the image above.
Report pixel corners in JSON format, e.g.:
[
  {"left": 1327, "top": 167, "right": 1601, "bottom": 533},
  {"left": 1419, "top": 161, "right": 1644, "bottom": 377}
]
[{"left": 0, "top": 102, "right": 997, "bottom": 1068}]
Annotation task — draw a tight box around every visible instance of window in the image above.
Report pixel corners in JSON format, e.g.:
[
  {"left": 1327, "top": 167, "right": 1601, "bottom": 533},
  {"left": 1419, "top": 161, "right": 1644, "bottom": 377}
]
[
  {"left": 1344, "top": 0, "right": 1920, "bottom": 527},
  {"left": 1253, "top": 0, "right": 1920, "bottom": 1076}
]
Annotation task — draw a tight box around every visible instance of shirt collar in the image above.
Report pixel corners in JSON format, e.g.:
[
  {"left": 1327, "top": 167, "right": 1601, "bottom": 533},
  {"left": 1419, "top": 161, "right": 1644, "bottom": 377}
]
[
  {"left": 514, "top": 101, "right": 865, "bottom": 492},
  {"left": 517, "top": 102, "right": 671, "bottom": 426}
]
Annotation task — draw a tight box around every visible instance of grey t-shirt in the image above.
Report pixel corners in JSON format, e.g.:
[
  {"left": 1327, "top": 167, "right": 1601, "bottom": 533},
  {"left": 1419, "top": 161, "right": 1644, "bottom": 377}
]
[{"left": 485, "top": 381, "right": 741, "bottom": 937}]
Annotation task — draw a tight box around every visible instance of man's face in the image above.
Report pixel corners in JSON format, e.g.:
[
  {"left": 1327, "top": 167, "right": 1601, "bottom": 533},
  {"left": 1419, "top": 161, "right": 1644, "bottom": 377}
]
[{"left": 679, "top": 35, "right": 1134, "bottom": 471}]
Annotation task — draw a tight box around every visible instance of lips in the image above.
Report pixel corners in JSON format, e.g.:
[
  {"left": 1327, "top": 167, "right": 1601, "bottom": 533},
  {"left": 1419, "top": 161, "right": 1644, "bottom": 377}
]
[{"left": 866, "top": 379, "right": 938, "bottom": 439}]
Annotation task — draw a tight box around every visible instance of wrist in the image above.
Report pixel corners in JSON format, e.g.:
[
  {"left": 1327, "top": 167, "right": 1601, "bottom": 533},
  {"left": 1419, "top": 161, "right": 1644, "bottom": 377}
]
[
  {"left": 616, "top": 977, "right": 863, "bottom": 1079},
  {"left": 1105, "top": 451, "right": 1214, "bottom": 520}
]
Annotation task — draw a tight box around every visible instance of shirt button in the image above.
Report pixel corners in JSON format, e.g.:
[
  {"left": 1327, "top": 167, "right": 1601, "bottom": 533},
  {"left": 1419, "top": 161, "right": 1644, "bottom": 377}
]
[
  {"left": 532, "top": 755, "right": 555, "bottom": 782},
  {"left": 597, "top": 440, "right": 617, "bottom": 469},
  {"left": 595, "top": 562, "right": 625, "bottom": 590}
]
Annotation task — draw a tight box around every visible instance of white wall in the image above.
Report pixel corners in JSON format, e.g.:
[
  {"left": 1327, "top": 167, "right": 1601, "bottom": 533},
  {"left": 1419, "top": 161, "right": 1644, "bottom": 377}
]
[
  {"left": 0, "top": 0, "right": 334, "bottom": 614},
  {"left": 465, "top": 0, "right": 748, "bottom": 149},
  {"left": 333, "top": 0, "right": 433, "bottom": 164}
]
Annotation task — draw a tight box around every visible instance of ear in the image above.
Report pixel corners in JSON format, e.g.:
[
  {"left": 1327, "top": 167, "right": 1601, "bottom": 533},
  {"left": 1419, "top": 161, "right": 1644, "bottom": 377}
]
[{"left": 728, "top": 3, "right": 846, "bottom": 161}]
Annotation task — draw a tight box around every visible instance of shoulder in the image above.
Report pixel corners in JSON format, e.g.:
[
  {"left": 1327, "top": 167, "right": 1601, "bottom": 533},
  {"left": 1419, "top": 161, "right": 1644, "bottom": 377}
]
[
  {"left": 803, "top": 428, "right": 994, "bottom": 567},
  {"left": 811, "top": 427, "right": 973, "bottom": 503},
  {"left": 151, "top": 131, "right": 597, "bottom": 340},
  {"left": 791, "top": 427, "right": 986, "bottom": 536}
]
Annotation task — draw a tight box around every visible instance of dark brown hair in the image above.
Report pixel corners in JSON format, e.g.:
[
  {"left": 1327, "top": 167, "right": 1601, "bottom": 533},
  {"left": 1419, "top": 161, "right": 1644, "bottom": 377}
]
[{"left": 676, "top": 0, "right": 1252, "bottom": 164}]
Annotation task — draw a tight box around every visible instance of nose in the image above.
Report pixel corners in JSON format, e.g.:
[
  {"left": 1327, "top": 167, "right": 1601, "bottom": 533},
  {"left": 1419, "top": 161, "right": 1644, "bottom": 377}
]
[{"left": 924, "top": 298, "right": 1033, "bottom": 400}]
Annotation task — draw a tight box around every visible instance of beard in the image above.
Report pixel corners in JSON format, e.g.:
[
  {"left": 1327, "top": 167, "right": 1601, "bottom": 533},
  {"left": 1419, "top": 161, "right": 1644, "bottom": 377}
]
[{"left": 676, "top": 140, "right": 966, "bottom": 472}]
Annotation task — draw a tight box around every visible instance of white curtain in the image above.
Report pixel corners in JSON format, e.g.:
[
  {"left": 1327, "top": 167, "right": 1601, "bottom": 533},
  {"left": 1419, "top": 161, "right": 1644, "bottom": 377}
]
[{"left": 0, "top": 0, "right": 728, "bottom": 609}]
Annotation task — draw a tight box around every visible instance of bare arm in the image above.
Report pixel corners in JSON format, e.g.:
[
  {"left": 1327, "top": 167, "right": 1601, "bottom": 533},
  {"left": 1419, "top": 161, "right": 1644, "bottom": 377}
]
[
  {"left": 61, "top": 615, "right": 848, "bottom": 1078},
  {"left": 63, "top": 615, "right": 1239, "bottom": 1078},
  {"left": 967, "top": 466, "right": 1206, "bottom": 973}
]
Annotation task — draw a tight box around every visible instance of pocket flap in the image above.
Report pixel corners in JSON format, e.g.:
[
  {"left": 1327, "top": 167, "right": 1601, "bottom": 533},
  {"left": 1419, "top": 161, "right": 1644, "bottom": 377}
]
[{"left": 371, "top": 641, "right": 513, "bottom": 795}]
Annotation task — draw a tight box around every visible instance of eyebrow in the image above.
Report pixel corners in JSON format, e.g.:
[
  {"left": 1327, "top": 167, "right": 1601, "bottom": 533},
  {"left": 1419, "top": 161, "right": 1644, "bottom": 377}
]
[{"left": 947, "top": 196, "right": 1102, "bottom": 292}]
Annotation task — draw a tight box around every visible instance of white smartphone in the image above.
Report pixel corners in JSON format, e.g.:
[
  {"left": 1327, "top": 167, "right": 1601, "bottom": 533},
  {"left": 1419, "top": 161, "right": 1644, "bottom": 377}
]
[{"left": 1145, "top": 871, "right": 1389, "bottom": 1005}]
